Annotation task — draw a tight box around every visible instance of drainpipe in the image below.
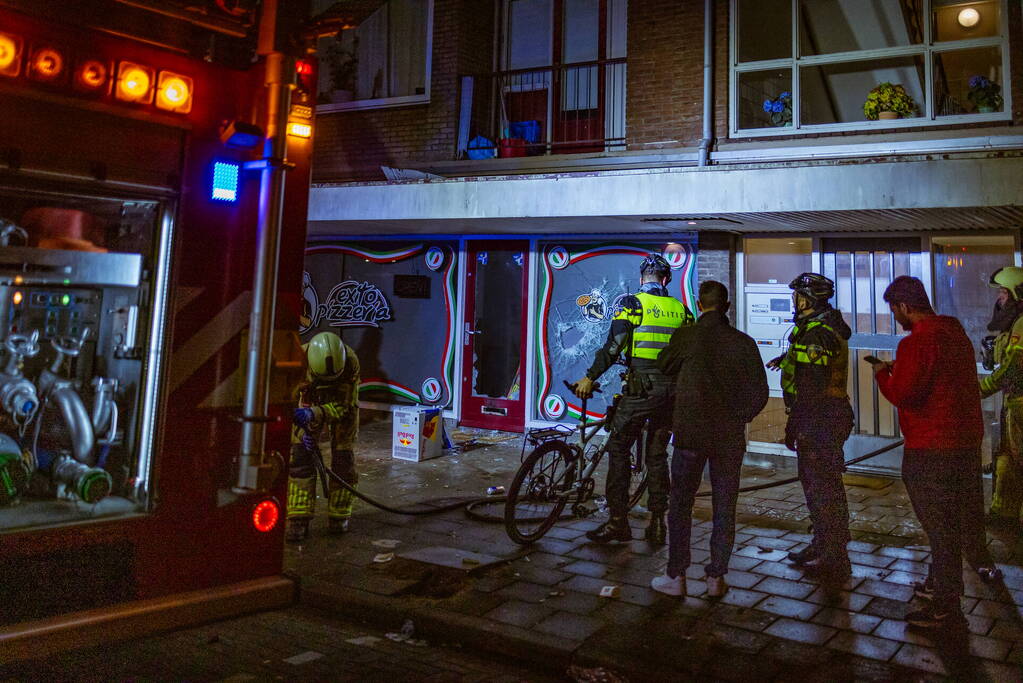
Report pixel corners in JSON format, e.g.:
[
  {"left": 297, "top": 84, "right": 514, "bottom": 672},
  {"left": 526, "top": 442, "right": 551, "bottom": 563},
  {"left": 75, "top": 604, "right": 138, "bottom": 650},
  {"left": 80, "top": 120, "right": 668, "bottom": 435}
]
[
  {"left": 698, "top": 0, "right": 714, "bottom": 167},
  {"left": 236, "top": 0, "right": 295, "bottom": 493}
]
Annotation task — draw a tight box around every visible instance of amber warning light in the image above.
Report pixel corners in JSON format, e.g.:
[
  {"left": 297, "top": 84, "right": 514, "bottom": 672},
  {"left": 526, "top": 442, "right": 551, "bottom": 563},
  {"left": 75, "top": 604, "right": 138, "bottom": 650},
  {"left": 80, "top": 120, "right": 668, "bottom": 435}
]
[
  {"left": 0, "top": 32, "right": 23, "bottom": 77},
  {"left": 287, "top": 122, "right": 312, "bottom": 138},
  {"left": 116, "top": 61, "right": 154, "bottom": 103},
  {"left": 156, "top": 71, "right": 193, "bottom": 113},
  {"left": 252, "top": 499, "right": 280, "bottom": 532}
]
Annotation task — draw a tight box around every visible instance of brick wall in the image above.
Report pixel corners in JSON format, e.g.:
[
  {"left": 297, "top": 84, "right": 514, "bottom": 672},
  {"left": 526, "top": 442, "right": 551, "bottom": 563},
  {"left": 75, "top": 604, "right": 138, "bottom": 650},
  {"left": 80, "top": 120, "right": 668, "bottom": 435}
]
[
  {"left": 696, "top": 231, "right": 736, "bottom": 324},
  {"left": 626, "top": 0, "right": 707, "bottom": 150},
  {"left": 317, "top": 0, "right": 1022, "bottom": 179},
  {"left": 312, "top": 0, "right": 495, "bottom": 182}
]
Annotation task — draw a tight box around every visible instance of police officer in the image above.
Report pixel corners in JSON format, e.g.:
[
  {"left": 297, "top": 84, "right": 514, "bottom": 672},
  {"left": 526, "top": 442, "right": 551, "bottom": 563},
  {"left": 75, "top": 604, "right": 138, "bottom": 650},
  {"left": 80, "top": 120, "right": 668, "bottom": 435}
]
[
  {"left": 286, "top": 331, "right": 361, "bottom": 543},
  {"left": 768, "top": 273, "right": 854, "bottom": 585},
  {"left": 980, "top": 266, "right": 1023, "bottom": 529},
  {"left": 572, "top": 254, "right": 694, "bottom": 544}
]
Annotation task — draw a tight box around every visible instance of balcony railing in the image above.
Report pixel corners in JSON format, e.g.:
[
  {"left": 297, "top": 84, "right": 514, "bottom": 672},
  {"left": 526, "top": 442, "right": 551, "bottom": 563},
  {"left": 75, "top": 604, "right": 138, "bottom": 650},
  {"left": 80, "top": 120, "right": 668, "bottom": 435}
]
[{"left": 460, "top": 58, "right": 627, "bottom": 160}]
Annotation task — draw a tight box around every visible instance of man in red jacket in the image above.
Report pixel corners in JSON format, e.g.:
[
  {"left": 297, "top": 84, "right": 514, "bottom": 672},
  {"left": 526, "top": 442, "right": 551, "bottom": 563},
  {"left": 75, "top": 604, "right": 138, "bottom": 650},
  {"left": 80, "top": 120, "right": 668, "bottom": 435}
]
[{"left": 873, "top": 276, "right": 998, "bottom": 632}]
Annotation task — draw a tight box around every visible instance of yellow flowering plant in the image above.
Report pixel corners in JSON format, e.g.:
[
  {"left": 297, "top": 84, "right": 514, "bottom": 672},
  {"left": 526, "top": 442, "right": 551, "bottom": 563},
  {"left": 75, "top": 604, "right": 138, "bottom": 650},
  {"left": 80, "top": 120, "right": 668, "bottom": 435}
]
[{"left": 863, "top": 82, "right": 916, "bottom": 120}]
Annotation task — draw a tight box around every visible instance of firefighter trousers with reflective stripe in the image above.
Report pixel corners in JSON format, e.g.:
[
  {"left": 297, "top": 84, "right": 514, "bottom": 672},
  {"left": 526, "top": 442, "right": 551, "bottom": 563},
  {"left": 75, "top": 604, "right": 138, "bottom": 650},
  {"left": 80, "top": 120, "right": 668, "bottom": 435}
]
[
  {"left": 288, "top": 441, "right": 358, "bottom": 520},
  {"left": 991, "top": 400, "right": 1023, "bottom": 521}
]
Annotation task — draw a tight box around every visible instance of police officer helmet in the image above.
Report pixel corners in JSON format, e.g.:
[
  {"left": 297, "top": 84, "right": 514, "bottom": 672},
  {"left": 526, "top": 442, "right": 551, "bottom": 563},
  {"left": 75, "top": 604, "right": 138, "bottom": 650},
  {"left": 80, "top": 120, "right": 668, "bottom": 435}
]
[
  {"left": 640, "top": 253, "right": 672, "bottom": 284},
  {"left": 306, "top": 331, "right": 347, "bottom": 380},
  {"left": 789, "top": 272, "right": 835, "bottom": 305},
  {"left": 990, "top": 267, "right": 1023, "bottom": 301}
]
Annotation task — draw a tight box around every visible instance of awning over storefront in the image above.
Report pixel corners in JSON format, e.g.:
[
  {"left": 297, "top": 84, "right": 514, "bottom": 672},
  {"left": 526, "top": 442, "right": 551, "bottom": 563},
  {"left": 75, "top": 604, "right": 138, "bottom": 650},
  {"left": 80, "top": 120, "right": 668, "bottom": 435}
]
[{"left": 308, "top": 154, "right": 1023, "bottom": 235}]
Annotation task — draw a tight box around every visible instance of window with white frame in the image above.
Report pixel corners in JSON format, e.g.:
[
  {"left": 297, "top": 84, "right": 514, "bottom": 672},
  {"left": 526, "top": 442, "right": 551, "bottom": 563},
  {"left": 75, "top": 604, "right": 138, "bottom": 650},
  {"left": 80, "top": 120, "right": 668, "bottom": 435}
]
[
  {"left": 316, "top": 0, "right": 433, "bottom": 111},
  {"left": 731, "top": 0, "right": 1010, "bottom": 135}
]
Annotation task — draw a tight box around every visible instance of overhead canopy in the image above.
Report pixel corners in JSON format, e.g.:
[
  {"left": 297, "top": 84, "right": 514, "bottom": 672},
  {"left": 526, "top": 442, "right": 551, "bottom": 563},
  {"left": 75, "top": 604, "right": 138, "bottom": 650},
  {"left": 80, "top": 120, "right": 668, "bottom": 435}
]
[{"left": 308, "top": 154, "right": 1023, "bottom": 236}]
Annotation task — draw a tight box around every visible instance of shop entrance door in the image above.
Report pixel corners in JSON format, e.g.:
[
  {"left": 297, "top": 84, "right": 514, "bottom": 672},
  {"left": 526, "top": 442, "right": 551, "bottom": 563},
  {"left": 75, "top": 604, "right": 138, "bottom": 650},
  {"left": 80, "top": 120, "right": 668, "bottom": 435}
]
[
  {"left": 822, "top": 237, "right": 923, "bottom": 475},
  {"left": 460, "top": 241, "right": 529, "bottom": 431}
]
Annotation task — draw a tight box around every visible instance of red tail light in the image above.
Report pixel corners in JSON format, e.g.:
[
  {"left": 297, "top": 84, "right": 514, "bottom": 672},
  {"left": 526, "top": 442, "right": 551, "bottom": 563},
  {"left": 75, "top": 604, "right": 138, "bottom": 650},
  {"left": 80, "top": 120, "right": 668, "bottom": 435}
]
[{"left": 252, "top": 498, "right": 280, "bottom": 532}]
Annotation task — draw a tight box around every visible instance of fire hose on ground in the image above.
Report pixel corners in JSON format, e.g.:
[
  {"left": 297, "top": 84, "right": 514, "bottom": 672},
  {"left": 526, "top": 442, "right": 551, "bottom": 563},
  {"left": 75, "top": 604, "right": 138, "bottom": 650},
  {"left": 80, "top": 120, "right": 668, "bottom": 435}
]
[{"left": 303, "top": 431, "right": 907, "bottom": 523}]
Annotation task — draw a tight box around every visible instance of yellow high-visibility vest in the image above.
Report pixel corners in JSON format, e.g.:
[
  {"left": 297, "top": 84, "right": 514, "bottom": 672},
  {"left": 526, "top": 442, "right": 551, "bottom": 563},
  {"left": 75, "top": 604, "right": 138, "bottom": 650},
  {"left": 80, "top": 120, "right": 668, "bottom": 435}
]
[{"left": 616, "top": 291, "right": 693, "bottom": 361}]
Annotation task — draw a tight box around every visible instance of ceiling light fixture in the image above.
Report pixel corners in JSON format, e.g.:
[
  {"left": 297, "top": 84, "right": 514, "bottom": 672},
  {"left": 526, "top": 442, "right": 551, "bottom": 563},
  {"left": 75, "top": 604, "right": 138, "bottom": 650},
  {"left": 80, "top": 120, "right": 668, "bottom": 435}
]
[{"left": 958, "top": 7, "right": 980, "bottom": 28}]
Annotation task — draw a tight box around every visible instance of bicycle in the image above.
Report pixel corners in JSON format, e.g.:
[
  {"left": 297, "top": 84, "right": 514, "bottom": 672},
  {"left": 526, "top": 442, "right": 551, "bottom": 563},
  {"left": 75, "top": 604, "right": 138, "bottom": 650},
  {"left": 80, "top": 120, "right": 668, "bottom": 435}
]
[{"left": 504, "top": 380, "right": 649, "bottom": 545}]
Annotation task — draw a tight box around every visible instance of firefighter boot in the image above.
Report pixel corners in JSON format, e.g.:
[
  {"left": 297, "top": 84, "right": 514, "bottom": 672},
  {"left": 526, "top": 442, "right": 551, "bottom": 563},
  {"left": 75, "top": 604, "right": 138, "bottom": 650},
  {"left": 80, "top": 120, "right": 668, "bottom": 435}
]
[
  {"left": 644, "top": 514, "right": 667, "bottom": 546},
  {"left": 586, "top": 517, "right": 632, "bottom": 543},
  {"left": 327, "top": 485, "right": 355, "bottom": 534}
]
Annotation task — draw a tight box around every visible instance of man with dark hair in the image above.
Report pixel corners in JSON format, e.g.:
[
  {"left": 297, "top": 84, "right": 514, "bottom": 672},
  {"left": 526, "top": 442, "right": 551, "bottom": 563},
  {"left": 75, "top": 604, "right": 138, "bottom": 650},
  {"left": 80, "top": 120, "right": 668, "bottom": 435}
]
[
  {"left": 571, "top": 254, "right": 695, "bottom": 544},
  {"left": 650, "top": 281, "right": 768, "bottom": 597},
  {"left": 873, "top": 275, "right": 999, "bottom": 632},
  {"left": 768, "top": 273, "right": 854, "bottom": 588}
]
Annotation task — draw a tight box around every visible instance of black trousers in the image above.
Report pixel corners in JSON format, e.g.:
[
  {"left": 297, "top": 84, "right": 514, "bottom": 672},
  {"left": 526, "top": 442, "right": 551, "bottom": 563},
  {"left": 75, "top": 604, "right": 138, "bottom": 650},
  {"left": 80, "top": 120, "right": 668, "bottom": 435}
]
[
  {"left": 604, "top": 374, "right": 674, "bottom": 519},
  {"left": 794, "top": 402, "right": 853, "bottom": 568},
  {"left": 667, "top": 445, "right": 745, "bottom": 579},
  {"left": 903, "top": 448, "right": 985, "bottom": 613}
]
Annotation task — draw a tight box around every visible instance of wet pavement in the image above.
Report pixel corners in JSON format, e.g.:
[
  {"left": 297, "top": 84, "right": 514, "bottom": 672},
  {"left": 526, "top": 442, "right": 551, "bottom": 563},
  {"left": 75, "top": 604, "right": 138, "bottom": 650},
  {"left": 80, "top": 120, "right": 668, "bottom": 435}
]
[
  {"left": 0, "top": 605, "right": 559, "bottom": 682},
  {"left": 287, "top": 413, "right": 1023, "bottom": 681}
]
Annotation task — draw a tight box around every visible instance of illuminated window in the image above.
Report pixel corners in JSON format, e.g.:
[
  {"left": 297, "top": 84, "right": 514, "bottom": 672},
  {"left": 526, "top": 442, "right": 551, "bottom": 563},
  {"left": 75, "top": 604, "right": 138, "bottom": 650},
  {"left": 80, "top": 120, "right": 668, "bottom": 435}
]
[
  {"left": 732, "top": 0, "right": 1009, "bottom": 134},
  {"left": 315, "top": 0, "right": 433, "bottom": 111}
]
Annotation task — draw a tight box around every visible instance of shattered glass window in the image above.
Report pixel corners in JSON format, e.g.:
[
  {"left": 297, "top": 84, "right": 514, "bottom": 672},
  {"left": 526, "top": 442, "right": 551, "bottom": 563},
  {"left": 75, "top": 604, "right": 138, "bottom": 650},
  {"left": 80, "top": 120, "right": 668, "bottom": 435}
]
[{"left": 535, "top": 240, "right": 697, "bottom": 421}]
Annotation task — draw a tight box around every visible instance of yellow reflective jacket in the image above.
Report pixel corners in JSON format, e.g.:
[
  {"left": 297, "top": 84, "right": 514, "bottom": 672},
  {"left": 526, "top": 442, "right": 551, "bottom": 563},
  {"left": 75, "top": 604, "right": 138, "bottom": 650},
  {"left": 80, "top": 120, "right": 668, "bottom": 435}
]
[{"left": 615, "top": 291, "right": 694, "bottom": 362}]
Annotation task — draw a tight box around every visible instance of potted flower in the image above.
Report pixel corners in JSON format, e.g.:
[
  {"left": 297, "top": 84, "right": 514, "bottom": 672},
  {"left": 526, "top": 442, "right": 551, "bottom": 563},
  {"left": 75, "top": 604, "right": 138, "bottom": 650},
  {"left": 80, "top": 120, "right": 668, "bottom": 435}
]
[
  {"left": 968, "top": 75, "right": 1002, "bottom": 113},
  {"left": 762, "top": 91, "right": 792, "bottom": 127},
  {"left": 863, "top": 82, "right": 916, "bottom": 121}
]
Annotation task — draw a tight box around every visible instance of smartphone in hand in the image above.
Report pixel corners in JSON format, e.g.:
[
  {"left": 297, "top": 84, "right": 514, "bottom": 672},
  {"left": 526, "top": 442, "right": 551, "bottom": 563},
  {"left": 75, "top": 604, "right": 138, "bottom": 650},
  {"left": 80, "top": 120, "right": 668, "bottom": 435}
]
[{"left": 863, "top": 355, "right": 883, "bottom": 365}]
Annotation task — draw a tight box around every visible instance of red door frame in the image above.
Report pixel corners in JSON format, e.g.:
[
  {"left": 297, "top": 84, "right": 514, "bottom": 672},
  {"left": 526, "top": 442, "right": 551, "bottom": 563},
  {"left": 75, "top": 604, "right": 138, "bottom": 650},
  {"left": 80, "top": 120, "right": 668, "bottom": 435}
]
[{"left": 459, "top": 240, "right": 530, "bottom": 432}]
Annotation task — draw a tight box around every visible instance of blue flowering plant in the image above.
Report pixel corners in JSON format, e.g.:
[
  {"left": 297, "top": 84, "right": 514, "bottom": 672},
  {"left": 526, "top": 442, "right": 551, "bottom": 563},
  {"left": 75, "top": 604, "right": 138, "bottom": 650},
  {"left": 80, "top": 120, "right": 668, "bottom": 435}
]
[
  {"left": 763, "top": 91, "right": 792, "bottom": 126},
  {"left": 968, "top": 75, "right": 1002, "bottom": 112}
]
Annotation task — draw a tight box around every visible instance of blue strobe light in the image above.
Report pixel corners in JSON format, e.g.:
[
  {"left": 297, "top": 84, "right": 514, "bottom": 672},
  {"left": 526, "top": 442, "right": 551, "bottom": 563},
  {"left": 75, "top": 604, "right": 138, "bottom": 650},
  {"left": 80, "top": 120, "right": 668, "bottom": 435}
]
[{"left": 211, "top": 161, "right": 240, "bottom": 202}]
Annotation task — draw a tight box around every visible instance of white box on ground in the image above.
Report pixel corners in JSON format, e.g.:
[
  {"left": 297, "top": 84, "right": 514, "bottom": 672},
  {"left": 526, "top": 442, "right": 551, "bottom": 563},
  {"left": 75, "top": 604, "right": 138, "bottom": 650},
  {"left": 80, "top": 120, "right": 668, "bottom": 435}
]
[{"left": 392, "top": 406, "right": 444, "bottom": 461}]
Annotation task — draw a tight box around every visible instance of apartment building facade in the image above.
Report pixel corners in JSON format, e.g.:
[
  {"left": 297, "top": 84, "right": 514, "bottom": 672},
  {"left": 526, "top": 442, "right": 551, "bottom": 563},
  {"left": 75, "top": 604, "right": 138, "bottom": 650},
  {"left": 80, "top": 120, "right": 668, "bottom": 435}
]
[{"left": 302, "top": 0, "right": 1023, "bottom": 474}]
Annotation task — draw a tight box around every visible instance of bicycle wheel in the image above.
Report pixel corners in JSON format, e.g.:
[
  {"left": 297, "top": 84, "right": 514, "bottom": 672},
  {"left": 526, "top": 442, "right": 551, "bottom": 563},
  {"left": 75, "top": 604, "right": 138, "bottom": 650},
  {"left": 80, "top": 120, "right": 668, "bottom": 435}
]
[{"left": 504, "top": 440, "right": 578, "bottom": 545}]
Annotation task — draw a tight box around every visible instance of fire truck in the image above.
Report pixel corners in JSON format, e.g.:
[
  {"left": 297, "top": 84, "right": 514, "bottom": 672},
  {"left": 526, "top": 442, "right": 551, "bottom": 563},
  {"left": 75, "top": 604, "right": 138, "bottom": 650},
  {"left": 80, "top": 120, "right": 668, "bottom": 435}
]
[{"left": 0, "top": 0, "right": 316, "bottom": 659}]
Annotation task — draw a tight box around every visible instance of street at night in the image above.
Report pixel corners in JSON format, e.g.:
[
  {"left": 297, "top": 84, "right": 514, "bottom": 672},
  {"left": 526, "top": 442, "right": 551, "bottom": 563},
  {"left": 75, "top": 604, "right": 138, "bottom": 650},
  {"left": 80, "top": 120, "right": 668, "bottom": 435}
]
[{"left": 4, "top": 0, "right": 1023, "bottom": 680}]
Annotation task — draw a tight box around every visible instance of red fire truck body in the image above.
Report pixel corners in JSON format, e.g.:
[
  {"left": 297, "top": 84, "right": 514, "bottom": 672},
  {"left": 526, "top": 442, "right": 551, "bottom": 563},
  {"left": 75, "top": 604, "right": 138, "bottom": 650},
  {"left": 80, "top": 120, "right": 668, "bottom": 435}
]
[{"left": 0, "top": 1, "right": 314, "bottom": 659}]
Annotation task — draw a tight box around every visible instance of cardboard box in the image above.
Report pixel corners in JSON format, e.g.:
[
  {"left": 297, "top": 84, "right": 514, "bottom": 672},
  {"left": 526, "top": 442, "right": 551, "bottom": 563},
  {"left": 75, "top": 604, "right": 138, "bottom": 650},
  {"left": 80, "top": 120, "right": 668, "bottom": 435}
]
[{"left": 392, "top": 406, "right": 444, "bottom": 462}]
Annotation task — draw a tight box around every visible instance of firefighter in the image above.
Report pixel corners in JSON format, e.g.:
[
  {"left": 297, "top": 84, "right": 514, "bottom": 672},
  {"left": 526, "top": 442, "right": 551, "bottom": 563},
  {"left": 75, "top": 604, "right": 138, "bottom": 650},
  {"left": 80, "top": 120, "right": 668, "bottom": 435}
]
[
  {"left": 571, "top": 254, "right": 694, "bottom": 545},
  {"left": 980, "top": 266, "right": 1023, "bottom": 529},
  {"left": 768, "top": 273, "right": 854, "bottom": 585},
  {"left": 286, "top": 331, "right": 360, "bottom": 543}
]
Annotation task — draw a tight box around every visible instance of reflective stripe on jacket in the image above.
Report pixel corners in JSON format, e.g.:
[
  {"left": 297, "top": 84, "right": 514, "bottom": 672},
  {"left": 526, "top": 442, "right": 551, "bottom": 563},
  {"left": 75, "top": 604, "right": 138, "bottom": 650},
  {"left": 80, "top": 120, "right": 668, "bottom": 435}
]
[
  {"left": 981, "top": 314, "right": 1023, "bottom": 399},
  {"left": 617, "top": 291, "right": 693, "bottom": 361},
  {"left": 780, "top": 319, "right": 849, "bottom": 402}
]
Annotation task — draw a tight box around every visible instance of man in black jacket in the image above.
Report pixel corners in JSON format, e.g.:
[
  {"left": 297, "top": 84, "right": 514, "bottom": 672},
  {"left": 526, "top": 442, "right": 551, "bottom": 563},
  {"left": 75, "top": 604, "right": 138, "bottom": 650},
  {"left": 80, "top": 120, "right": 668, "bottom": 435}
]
[{"left": 650, "top": 281, "right": 768, "bottom": 598}]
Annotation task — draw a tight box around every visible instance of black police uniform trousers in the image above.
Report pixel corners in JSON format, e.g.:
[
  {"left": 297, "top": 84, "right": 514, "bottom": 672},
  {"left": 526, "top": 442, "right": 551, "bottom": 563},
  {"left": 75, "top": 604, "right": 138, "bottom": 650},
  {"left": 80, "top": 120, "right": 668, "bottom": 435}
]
[
  {"left": 794, "top": 400, "right": 854, "bottom": 569},
  {"left": 604, "top": 370, "right": 674, "bottom": 520}
]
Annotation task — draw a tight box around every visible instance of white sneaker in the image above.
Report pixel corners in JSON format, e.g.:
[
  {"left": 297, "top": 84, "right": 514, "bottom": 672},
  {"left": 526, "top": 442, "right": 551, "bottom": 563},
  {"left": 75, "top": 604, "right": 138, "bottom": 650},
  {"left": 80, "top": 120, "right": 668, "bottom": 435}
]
[
  {"left": 650, "top": 572, "right": 686, "bottom": 597},
  {"left": 706, "top": 575, "right": 728, "bottom": 598}
]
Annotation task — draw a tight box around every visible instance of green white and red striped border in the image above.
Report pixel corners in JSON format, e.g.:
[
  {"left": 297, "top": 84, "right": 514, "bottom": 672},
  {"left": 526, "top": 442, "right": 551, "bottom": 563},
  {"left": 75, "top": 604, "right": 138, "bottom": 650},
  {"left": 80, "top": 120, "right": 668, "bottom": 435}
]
[
  {"left": 359, "top": 379, "right": 420, "bottom": 403},
  {"left": 306, "top": 241, "right": 456, "bottom": 407},
  {"left": 305, "top": 242, "right": 424, "bottom": 263},
  {"left": 535, "top": 241, "right": 697, "bottom": 422}
]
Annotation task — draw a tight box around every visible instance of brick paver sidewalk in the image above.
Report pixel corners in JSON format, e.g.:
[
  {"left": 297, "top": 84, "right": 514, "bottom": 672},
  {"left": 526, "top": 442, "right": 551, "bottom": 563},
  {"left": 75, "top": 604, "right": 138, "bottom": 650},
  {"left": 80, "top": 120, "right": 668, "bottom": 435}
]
[
  {"left": 286, "top": 416, "right": 1023, "bottom": 681},
  {"left": 0, "top": 606, "right": 559, "bottom": 682}
]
